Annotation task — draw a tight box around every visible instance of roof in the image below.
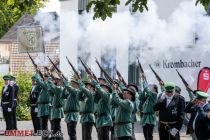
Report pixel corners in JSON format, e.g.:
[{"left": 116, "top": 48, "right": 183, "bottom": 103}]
[{"left": 0, "top": 12, "right": 60, "bottom": 44}]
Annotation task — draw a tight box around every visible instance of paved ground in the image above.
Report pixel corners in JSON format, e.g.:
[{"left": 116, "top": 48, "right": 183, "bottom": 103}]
[{"left": 0, "top": 120, "right": 192, "bottom": 140}]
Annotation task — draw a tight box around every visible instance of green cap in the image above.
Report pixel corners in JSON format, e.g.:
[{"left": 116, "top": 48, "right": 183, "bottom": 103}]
[
  {"left": 196, "top": 91, "right": 209, "bottom": 99},
  {"left": 31, "top": 76, "right": 36, "bottom": 81},
  {"left": 165, "top": 82, "right": 175, "bottom": 92},
  {"left": 10, "top": 75, "right": 16, "bottom": 81},
  {"left": 3, "top": 75, "right": 10, "bottom": 80},
  {"left": 71, "top": 80, "right": 79, "bottom": 84}
]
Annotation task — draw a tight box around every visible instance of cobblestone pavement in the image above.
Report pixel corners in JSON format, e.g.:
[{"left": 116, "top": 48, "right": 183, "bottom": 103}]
[{"left": 0, "top": 120, "right": 191, "bottom": 140}]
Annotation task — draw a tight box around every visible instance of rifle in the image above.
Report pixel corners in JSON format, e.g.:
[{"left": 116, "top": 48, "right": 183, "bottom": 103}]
[
  {"left": 79, "top": 57, "right": 98, "bottom": 81},
  {"left": 149, "top": 64, "right": 164, "bottom": 85},
  {"left": 116, "top": 69, "right": 127, "bottom": 86},
  {"left": 66, "top": 56, "right": 81, "bottom": 79},
  {"left": 176, "top": 69, "right": 193, "bottom": 92},
  {"left": 47, "top": 56, "right": 68, "bottom": 81},
  {"left": 27, "top": 52, "right": 44, "bottom": 79},
  {"left": 137, "top": 57, "right": 147, "bottom": 82},
  {"left": 95, "top": 58, "right": 114, "bottom": 85}
]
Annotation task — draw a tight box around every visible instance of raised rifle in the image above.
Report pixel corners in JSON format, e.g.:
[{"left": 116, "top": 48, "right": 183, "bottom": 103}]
[
  {"left": 27, "top": 52, "right": 44, "bottom": 79},
  {"left": 95, "top": 58, "right": 114, "bottom": 84},
  {"left": 149, "top": 64, "right": 164, "bottom": 85},
  {"left": 47, "top": 56, "right": 68, "bottom": 81},
  {"left": 176, "top": 69, "right": 193, "bottom": 92},
  {"left": 116, "top": 69, "right": 127, "bottom": 86},
  {"left": 79, "top": 57, "right": 98, "bottom": 81},
  {"left": 137, "top": 57, "right": 147, "bottom": 82},
  {"left": 66, "top": 56, "right": 81, "bottom": 79}
]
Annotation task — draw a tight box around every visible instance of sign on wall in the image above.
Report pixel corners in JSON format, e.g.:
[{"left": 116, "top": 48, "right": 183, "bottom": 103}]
[{"left": 17, "top": 26, "right": 44, "bottom": 53}]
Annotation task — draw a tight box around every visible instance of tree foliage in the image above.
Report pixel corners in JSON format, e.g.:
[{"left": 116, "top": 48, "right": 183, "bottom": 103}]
[
  {"left": 87, "top": 0, "right": 210, "bottom": 20},
  {"left": 0, "top": 0, "right": 48, "bottom": 38}
]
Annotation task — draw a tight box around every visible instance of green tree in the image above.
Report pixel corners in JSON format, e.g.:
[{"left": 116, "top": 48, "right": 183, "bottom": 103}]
[
  {"left": 15, "top": 70, "right": 33, "bottom": 120},
  {"left": 0, "top": 0, "right": 48, "bottom": 38},
  {"left": 87, "top": 0, "right": 210, "bottom": 20}
]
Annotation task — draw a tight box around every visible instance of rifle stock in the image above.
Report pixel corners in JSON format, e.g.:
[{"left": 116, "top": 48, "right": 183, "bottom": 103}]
[
  {"left": 149, "top": 64, "right": 164, "bottom": 85},
  {"left": 176, "top": 69, "right": 193, "bottom": 92},
  {"left": 27, "top": 52, "right": 44, "bottom": 79}
]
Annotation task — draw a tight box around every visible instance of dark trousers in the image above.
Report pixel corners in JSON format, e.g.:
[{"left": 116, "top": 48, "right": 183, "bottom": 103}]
[
  {"left": 82, "top": 122, "right": 94, "bottom": 140},
  {"left": 97, "top": 126, "right": 110, "bottom": 140},
  {"left": 130, "top": 123, "right": 136, "bottom": 140},
  {"left": 111, "top": 125, "right": 115, "bottom": 140},
  {"left": 117, "top": 136, "right": 131, "bottom": 140},
  {"left": 3, "top": 108, "right": 14, "bottom": 130},
  {"left": 31, "top": 111, "right": 40, "bottom": 133},
  {"left": 158, "top": 123, "right": 180, "bottom": 140},
  {"left": 143, "top": 124, "right": 154, "bottom": 140},
  {"left": 40, "top": 115, "right": 49, "bottom": 140},
  {"left": 50, "top": 119, "right": 63, "bottom": 140},
  {"left": 12, "top": 107, "right": 17, "bottom": 130},
  {"left": 67, "top": 121, "right": 77, "bottom": 140}
]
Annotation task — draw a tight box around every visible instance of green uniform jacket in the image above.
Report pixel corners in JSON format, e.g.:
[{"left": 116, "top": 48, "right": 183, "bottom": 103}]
[
  {"left": 132, "top": 92, "right": 139, "bottom": 123},
  {"left": 92, "top": 80, "right": 112, "bottom": 128},
  {"left": 48, "top": 80, "right": 64, "bottom": 120},
  {"left": 112, "top": 92, "right": 134, "bottom": 138},
  {"left": 62, "top": 78, "right": 80, "bottom": 123},
  {"left": 48, "top": 90, "right": 53, "bottom": 120},
  {"left": 35, "top": 73, "right": 50, "bottom": 117},
  {"left": 79, "top": 82, "right": 95, "bottom": 124},
  {"left": 140, "top": 81, "right": 157, "bottom": 126}
]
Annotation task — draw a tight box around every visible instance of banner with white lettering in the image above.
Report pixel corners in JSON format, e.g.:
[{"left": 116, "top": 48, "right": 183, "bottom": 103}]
[
  {"left": 197, "top": 67, "right": 210, "bottom": 92},
  {"left": 17, "top": 26, "right": 44, "bottom": 53}
]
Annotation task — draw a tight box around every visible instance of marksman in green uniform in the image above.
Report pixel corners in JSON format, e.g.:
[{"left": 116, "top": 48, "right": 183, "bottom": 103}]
[
  {"left": 59, "top": 73, "right": 80, "bottom": 140},
  {"left": 112, "top": 83, "right": 135, "bottom": 140},
  {"left": 34, "top": 71, "right": 50, "bottom": 140},
  {"left": 127, "top": 83, "right": 139, "bottom": 140},
  {"left": 140, "top": 74, "right": 158, "bottom": 140},
  {"left": 90, "top": 76, "right": 112, "bottom": 140},
  {"left": 48, "top": 77, "right": 64, "bottom": 140},
  {"left": 79, "top": 80, "right": 95, "bottom": 140}
]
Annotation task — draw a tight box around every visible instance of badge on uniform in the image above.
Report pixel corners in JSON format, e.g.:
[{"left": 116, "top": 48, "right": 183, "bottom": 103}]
[
  {"left": 5, "top": 92, "right": 9, "bottom": 96},
  {"left": 35, "top": 108, "right": 38, "bottom": 112},
  {"left": 172, "top": 107, "right": 177, "bottom": 115}
]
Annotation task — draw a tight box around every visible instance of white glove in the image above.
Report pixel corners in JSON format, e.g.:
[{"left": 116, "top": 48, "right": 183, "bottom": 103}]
[
  {"left": 35, "top": 108, "right": 38, "bottom": 113},
  {"left": 160, "top": 93, "right": 166, "bottom": 100},
  {"left": 170, "top": 128, "right": 178, "bottom": 137},
  {"left": 8, "top": 108, "right": 12, "bottom": 112}
]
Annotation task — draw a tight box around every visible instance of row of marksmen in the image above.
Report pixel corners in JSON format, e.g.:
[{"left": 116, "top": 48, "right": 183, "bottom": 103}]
[{"left": 1, "top": 71, "right": 210, "bottom": 140}]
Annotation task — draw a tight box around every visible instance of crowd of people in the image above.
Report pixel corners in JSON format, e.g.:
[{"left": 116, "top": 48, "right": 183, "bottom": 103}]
[{"left": 0, "top": 70, "right": 210, "bottom": 140}]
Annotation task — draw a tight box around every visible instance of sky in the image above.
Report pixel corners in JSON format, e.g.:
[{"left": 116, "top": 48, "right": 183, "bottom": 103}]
[{"left": 40, "top": 0, "right": 60, "bottom": 14}]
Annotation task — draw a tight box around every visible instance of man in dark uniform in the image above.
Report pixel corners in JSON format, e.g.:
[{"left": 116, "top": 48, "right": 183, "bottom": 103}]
[
  {"left": 185, "top": 91, "right": 210, "bottom": 140},
  {"left": 29, "top": 75, "right": 41, "bottom": 135},
  {"left": 10, "top": 75, "right": 19, "bottom": 130},
  {"left": 154, "top": 82, "right": 185, "bottom": 140},
  {"left": 1, "top": 75, "right": 14, "bottom": 130}
]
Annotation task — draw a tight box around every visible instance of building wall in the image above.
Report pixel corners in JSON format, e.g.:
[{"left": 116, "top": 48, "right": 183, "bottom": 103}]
[{"left": 9, "top": 42, "right": 59, "bottom": 75}]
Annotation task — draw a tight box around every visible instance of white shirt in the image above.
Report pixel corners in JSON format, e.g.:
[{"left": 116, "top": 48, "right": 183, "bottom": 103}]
[
  {"left": 166, "top": 94, "right": 174, "bottom": 107},
  {"left": 31, "top": 86, "right": 36, "bottom": 94},
  {"left": 3, "top": 85, "right": 8, "bottom": 93}
]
